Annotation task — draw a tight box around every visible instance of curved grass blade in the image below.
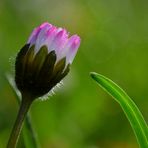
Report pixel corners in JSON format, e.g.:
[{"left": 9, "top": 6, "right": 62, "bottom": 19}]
[
  {"left": 5, "top": 74, "right": 40, "bottom": 148},
  {"left": 90, "top": 72, "right": 148, "bottom": 148}
]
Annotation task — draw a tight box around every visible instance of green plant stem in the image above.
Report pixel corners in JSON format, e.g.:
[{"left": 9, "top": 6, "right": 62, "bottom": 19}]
[
  {"left": 7, "top": 93, "right": 33, "bottom": 148},
  {"left": 6, "top": 74, "right": 40, "bottom": 148}
]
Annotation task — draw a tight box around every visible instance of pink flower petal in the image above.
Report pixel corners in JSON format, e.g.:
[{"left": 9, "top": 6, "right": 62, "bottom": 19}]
[
  {"left": 62, "top": 35, "right": 80, "bottom": 64},
  {"left": 27, "top": 22, "right": 52, "bottom": 46},
  {"left": 27, "top": 27, "right": 41, "bottom": 45},
  {"left": 35, "top": 23, "right": 52, "bottom": 52},
  {"left": 50, "top": 29, "right": 68, "bottom": 58},
  {"left": 27, "top": 22, "right": 81, "bottom": 64},
  {"left": 66, "top": 35, "right": 80, "bottom": 64},
  {"left": 44, "top": 26, "right": 57, "bottom": 52}
]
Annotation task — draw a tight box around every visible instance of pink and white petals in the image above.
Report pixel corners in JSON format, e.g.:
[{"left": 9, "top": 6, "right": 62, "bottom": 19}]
[
  {"left": 65, "top": 35, "right": 80, "bottom": 64},
  {"left": 27, "top": 22, "right": 80, "bottom": 65}
]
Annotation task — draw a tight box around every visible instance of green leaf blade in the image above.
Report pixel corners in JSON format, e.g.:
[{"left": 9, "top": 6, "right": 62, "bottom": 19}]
[{"left": 90, "top": 72, "right": 148, "bottom": 148}]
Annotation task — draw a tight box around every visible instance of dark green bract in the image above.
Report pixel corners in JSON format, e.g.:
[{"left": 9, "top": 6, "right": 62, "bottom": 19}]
[{"left": 15, "top": 44, "right": 70, "bottom": 99}]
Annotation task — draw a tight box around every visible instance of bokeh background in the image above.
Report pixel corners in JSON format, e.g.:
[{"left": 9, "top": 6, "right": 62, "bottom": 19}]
[{"left": 0, "top": 0, "right": 148, "bottom": 147}]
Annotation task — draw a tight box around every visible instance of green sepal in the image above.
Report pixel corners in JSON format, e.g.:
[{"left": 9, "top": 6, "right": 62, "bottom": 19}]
[
  {"left": 33, "top": 50, "right": 57, "bottom": 97},
  {"left": 38, "top": 50, "right": 56, "bottom": 83},
  {"left": 23, "top": 45, "right": 35, "bottom": 85},
  {"left": 25, "top": 45, "right": 35, "bottom": 68},
  {"left": 51, "top": 57, "right": 66, "bottom": 79},
  {"left": 53, "top": 63, "right": 70, "bottom": 84},
  {"left": 15, "top": 44, "right": 70, "bottom": 98},
  {"left": 31, "top": 46, "right": 48, "bottom": 80},
  {"left": 15, "top": 44, "right": 30, "bottom": 91}
]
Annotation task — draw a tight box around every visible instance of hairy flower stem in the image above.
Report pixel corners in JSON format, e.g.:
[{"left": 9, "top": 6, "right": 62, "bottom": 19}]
[{"left": 7, "top": 93, "right": 34, "bottom": 148}]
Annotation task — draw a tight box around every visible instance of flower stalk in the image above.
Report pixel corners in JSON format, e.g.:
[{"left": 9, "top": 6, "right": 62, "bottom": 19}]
[
  {"left": 7, "top": 93, "right": 34, "bottom": 148},
  {"left": 6, "top": 73, "right": 40, "bottom": 148}
]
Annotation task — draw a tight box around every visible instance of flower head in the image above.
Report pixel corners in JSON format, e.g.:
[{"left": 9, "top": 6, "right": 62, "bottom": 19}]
[{"left": 15, "top": 22, "right": 80, "bottom": 99}]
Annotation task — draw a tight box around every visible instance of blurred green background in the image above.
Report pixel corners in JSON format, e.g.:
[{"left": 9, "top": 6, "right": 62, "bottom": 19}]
[{"left": 0, "top": 0, "right": 148, "bottom": 147}]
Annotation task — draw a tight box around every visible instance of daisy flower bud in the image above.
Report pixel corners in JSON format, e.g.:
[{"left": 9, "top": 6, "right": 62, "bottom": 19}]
[{"left": 15, "top": 22, "right": 80, "bottom": 99}]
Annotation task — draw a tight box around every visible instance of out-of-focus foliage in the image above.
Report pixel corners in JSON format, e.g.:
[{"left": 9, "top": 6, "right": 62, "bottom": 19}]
[{"left": 0, "top": 0, "right": 148, "bottom": 147}]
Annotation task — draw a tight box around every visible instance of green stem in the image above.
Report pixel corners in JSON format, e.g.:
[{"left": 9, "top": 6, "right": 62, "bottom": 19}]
[
  {"left": 5, "top": 74, "right": 40, "bottom": 148},
  {"left": 7, "top": 93, "right": 33, "bottom": 148}
]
